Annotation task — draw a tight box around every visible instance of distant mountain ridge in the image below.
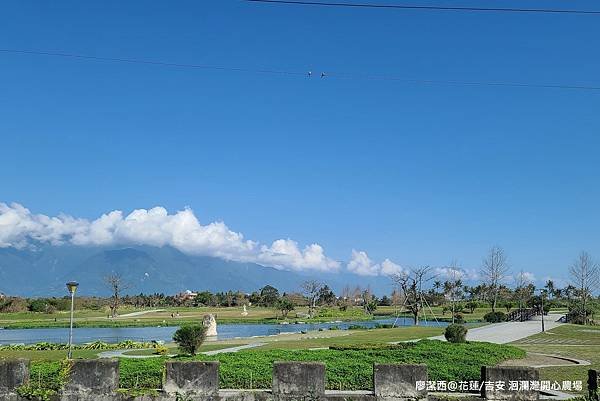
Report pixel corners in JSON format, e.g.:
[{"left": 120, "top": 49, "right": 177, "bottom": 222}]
[{"left": 0, "top": 245, "right": 394, "bottom": 297}]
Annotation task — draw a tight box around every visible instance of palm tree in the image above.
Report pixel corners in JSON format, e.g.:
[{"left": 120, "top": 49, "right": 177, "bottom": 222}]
[{"left": 545, "top": 280, "right": 555, "bottom": 299}]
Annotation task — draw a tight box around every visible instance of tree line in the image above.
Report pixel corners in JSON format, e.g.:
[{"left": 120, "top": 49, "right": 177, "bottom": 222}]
[{"left": 1, "top": 247, "right": 598, "bottom": 325}]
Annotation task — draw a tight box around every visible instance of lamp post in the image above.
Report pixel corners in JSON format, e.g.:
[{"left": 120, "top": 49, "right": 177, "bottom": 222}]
[
  {"left": 539, "top": 289, "right": 546, "bottom": 333},
  {"left": 66, "top": 281, "right": 79, "bottom": 359}
]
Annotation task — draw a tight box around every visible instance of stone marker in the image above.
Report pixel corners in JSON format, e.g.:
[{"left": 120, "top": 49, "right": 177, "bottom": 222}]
[
  {"left": 481, "top": 366, "right": 539, "bottom": 401},
  {"left": 589, "top": 369, "right": 599, "bottom": 401},
  {"left": 374, "top": 363, "right": 428, "bottom": 400},
  {"left": 203, "top": 313, "right": 218, "bottom": 336},
  {"left": 0, "top": 359, "right": 29, "bottom": 394},
  {"left": 63, "top": 359, "right": 119, "bottom": 394},
  {"left": 163, "top": 361, "right": 219, "bottom": 394},
  {"left": 272, "top": 362, "right": 325, "bottom": 399}
]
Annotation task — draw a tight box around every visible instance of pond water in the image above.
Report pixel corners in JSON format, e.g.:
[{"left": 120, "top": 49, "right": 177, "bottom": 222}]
[{"left": 0, "top": 317, "right": 448, "bottom": 345}]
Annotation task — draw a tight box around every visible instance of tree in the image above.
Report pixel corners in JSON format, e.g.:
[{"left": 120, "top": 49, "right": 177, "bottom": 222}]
[
  {"left": 259, "top": 285, "right": 280, "bottom": 307},
  {"left": 514, "top": 270, "right": 533, "bottom": 316},
  {"left": 569, "top": 251, "right": 599, "bottom": 325},
  {"left": 317, "top": 285, "right": 336, "bottom": 306},
  {"left": 195, "top": 291, "right": 214, "bottom": 306},
  {"left": 390, "top": 266, "right": 435, "bottom": 325},
  {"left": 361, "top": 288, "right": 377, "bottom": 315},
  {"left": 443, "top": 263, "right": 464, "bottom": 324},
  {"left": 480, "top": 246, "right": 510, "bottom": 312},
  {"left": 301, "top": 280, "right": 323, "bottom": 318},
  {"left": 277, "top": 298, "right": 295, "bottom": 318},
  {"left": 379, "top": 295, "right": 392, "bottom": 306},
  {"left": 104, "top": 273, "right": 130, "bottom": 318},
  {"left": 465, "top": 300, "right": 479, "bottom": 314},
  {"left": 173, "top": 325, "right": 207, "bottom": 355}
]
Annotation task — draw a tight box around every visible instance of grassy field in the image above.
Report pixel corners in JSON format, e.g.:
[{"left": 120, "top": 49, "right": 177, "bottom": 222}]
[
  {"left": 512, "top": 324, "right": 600, "bottom": 392},
  {"left": 0, "top": 305, "right": 503, "bottom": 329},
  {"left": 0, "top": 306, "right": 377, "bottom": 329}
]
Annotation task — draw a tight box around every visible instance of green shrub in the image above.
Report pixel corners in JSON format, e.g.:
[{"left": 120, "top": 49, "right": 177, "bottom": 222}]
[
  {"left": 444, "top": 324, "right": 468, "bottom": 343},
  {"left": 484, "top": 311, "right": 507, "bottom": 323},
  {"left": 453, "top": 313, "right": 465, "bottom": 324},
  {"left": 347, "top": 324, "right": 368, "bottom": 330},
  {"left": 173, "top": 325, "right": 207, "bottom": 355}
]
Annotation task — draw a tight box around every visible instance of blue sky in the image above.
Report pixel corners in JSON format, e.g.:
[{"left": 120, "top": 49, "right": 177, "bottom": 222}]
[{"left": 1, "top": 0, "right": 599, "bottom": 283}]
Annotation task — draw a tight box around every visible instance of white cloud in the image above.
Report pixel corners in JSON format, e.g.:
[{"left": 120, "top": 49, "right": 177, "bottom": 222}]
[
  {"left": 434, "top": 266, "right": 479, "bottom": 281},
  {"left": 0, "top": 202, "right": 340, "bottom": 273},
  {"left": 347, "top": 250, "right": 380, "bottom": 276},
  {"left": 380, "top": 259, "right": 406, "bottom": 276},
  {"left": 346, "top": 250, "right": 405, "bottom": 277},
  {"left": 513, "top": 271, "right": 536, "bottom": 285}
]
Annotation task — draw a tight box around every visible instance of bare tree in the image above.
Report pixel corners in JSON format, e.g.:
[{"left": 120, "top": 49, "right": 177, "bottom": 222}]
[
  {"left": 480, "top": 246, "right": 510, "bottom": 312},
  {"left": 569, "top": 251, "right": 599, "bottom": 325},
  {"left": 104, "top": 273, "right": 130, "bottom": 318},
  {"left": 514, "top": 270, "right": 533, "bottom": 313},
  {"left": 390, "top": 266, "right": 435, "bottom": 325},
  {"left": 301, "top": 280, "right": 323, "bottom": 318}
]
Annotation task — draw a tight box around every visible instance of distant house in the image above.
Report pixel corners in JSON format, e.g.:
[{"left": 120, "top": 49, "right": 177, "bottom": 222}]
[{"left": 175, "top": 290, "right": 198, "bottom": 303}]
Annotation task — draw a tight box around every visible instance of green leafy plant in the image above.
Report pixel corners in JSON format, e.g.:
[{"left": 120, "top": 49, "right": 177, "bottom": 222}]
[
  {"left": 17, "top": 359, "right": 72, "bottom": 401},
  {"left": 155, "top": 345, "right": 169, "bottom": 355}
]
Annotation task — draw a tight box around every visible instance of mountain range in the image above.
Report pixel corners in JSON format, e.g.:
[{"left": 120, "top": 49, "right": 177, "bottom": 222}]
[{"left": 0, "top": 245, "right": 395, "bottom": 297}]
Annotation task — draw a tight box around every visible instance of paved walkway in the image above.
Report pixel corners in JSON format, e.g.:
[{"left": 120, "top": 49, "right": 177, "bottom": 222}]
[
  {"left": 430, "top": 314, "right": 565, "bottom": 344},
  {"left": 98, "top": 342, "right": 266, "bottom": 359},
  {"left": 113, "top": 309, "right": 165, "bottom": 318}
]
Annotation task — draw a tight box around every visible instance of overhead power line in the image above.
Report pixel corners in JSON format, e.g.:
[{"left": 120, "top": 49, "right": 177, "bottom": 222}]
[
  {"left": 245, "top": 0, "right": 600, "bottom": 15},
  {"left": 1, "top": 48, "right": 599, "bottom": 92},
  {"left": 0, "top": 49, "right": 306, "bottom": 77}
]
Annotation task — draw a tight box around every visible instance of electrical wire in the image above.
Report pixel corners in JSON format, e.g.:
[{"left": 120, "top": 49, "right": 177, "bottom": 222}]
[
  {"left": 245, "top": 0, "right": 600, "bottom": 15},
  {"left": 2, "top": 48, "right": 599, "bottom": 91}
]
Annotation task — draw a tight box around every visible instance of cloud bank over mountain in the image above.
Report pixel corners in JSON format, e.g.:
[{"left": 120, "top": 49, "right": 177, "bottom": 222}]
[{"left": 0, "top": 202, "right": 340, "bottom": 273}]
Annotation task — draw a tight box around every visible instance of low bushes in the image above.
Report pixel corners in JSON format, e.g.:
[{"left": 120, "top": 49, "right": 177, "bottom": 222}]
[
  {"left": 483, "top": 311, "right": 507, "bottom": 323},
  {"left": 97, "top": 340, "right": 523, "bottom": 391}
]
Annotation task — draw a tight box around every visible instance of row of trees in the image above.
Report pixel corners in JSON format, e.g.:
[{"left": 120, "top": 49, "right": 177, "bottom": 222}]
[{"left": 391, "top": 247, "right": 599, "bottom": 325}]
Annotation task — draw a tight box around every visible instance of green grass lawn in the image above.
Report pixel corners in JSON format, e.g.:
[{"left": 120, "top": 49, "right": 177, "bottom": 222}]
[
  {"left": 512, "top": 324, "right": 600, "bottom": 393},
  {"left": 258, "top": 326, "right": 444, "bottom": 350}
]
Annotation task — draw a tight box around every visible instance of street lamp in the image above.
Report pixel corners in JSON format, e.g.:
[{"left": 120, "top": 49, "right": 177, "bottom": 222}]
[
  {"left": 66, "top": 281, "right": 79, "bottom": 359},
  {"left": 538, "top": 289, "right": 546, "bottom": 333}
]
